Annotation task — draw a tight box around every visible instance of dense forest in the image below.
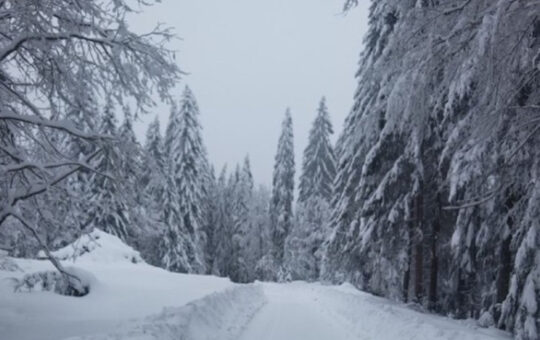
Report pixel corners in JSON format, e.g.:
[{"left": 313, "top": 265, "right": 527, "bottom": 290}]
[{"left": 0, "top": 1, "right": 539, "bottom": 339}]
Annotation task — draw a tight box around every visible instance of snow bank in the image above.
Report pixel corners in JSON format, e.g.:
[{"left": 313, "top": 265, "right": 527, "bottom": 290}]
[
  {"left": 65, "top": 284, "right": 266, "bottom": 340},
  {"left": 18, "top": 229, "right": 140, "bottom": 297},
  {"left": 43, "top": 229, "right": 143, "bottom": 264},
  {"left": 0, "top": 230, "right": 234, "bottom": 340}
]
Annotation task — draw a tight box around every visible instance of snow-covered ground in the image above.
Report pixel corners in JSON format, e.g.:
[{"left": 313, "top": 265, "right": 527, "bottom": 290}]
[
  {"left": 0, "top": 230, "right": 511, "bottom": 340},
  {"left": 0, "top": 230, "right": 234, "bottom": 340}
]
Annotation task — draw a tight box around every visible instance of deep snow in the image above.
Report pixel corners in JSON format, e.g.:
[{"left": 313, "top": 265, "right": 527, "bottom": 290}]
[
  {"left": 0, "top": 230, "right": 234, "bottom": 340},
  {"left": 0, "top": 230, "right": 511, "bottom": 340}
]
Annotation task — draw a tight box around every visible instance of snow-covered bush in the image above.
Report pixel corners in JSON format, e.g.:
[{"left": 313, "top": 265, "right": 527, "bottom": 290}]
[
  {"left": 45, "top": 229, "right": 144, "bottom": 264},
  {"left": 0, "top": 249, "right": 20, "bottom": 272},
  {"left": 14, "top": 267, "right": 95, "bottom": 297}
]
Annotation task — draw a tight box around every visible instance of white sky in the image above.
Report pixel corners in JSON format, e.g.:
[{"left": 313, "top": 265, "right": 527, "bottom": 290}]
[{"left": 130, "top": 0, "right": 370, "bottom": 186}]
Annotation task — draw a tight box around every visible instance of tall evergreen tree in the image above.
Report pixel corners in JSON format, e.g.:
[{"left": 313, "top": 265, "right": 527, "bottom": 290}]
[
  {"left": 160, "top": 86, "right": 209, "bottom": 273},
  {"left": 267, "top": 109, "right": 295, "bottom": 277},
  {"left": 285, "top": 97, "right": 336, "bottom": 280},
  {"left": 298, "top": 97, "right": 336, "bottom": 203},
  {"left": 249, "top": 185, "right": 272, "bottom": 272},
  {"left": 229, "top": 156, "right": 255, "bottom": 282},
  {"left": 210, "top": 165, "right": 233, "bottom": 276},
  {"left": 142, "top": 116, "right": 166, "bottom": 202}
]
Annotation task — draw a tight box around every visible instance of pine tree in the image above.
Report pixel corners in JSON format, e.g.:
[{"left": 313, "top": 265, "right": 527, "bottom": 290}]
[
  {"left": 142, "top": 116, "right": 166, "bottom": 202},
  {"left": 285, "top": 97, "right": 336, "bottom": 280},
  {"left": 249, "top": 185, "right": 272, "bottom": 272},
  {"left": 210, "top": 165, "right": 233, "bottom": 276},
  {"left": 298, "top": 97, "right": 336, "bottom": 203},
  {"left": 267, "top": 109, "right": 295, "bottom": 277},
  {"left": 160, "top": 86, "right": 209, "bottom": 273},
  {"left": 229, "top": 156, "right": 255, "bottom": 282}
]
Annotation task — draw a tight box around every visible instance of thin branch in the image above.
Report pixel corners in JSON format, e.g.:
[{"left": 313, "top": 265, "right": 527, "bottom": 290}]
[{"left": 0, "top": 112, "right": 104, "bottom": 140}]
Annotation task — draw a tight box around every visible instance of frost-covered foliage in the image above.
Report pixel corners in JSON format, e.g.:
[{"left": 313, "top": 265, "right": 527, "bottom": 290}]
[
  {"left": 15, "top": 267, "right": 95, "bottom": 297},
  {"left": 228, "top": 158, "right": 255, "bottom": 283},
  {"left": 298, "top": 97, "right": 336, "bottom": 204},
  {"left": 85, "top": 104, "right": 131, "bottom": 241},
  {"left": 209, "top": 162, "right": 271, "bottom": 283},
  {"left": 0, "top": 250, "right": 20, "bottom": 272},
  {"left": 286, "top": 197, "right": 331, "bottom": 281},
  {"left": 323, "top": 0, "right": 540, "bottom": 338},
  {"left": 160, "top": 86, "right": 210, "bottom": 274},
  {"left": 266, "top": 109, "right": 295, "bottom": 278},
  {"left": 0, "top": 0, "right": 179, "bottom": 292},
  {"left": 285, "top": 98, "right": 336, "bottom": 281}
]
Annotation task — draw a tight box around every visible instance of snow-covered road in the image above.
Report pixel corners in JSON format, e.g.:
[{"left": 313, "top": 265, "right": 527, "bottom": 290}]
[
  {"left": 239, "top": 283, "right": 354, "bottom": 340},
  {"left": 237, "top": 282, "right": 509, "bottom": 340}
]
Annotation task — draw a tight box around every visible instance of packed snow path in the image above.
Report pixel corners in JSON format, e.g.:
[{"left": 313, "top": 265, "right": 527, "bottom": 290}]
[
  {"left": 239, "top": 283, "right": 354, "bottom": 340},
  {"left": 238, "top": 282, "right": 509, "bottom": 340}
]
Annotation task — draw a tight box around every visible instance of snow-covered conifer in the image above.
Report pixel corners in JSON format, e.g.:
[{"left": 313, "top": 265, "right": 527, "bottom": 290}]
[
  {"left": 269, "top": 109, "right": 295, "bottom": 274},
  {"left": 160, "top": 86, "right": 209, "bottom": 273},
  {"left": 285, "top": 98, "right": 336, "bottom": 280},
  {"left": 229, "top": 157, "right": 255, "bottom": 282},
  {"left": 298, "top": 97, "right": 336, "bottom": 203}
]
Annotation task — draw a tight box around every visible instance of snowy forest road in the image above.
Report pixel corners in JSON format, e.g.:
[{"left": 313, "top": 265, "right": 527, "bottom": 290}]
[
  {"left": 239, "top": 283, "right": 355, "bottom": 340},
  {"left": 237, "top": 282, "right": 509, "bottom": 340}
]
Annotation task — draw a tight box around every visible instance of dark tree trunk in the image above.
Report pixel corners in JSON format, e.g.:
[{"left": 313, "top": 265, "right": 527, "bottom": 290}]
[
  {"left": 428, "top": 217, "right": 440, "bottom": 310},
  {"left": 414, "top": 192, "right": 424, "bottom": 302},
  {"left": 403, "top": 234, "right": 412, "bottom": 302},
  {"left": 496, "top": 236, "right": 512, "bottom": 303}
]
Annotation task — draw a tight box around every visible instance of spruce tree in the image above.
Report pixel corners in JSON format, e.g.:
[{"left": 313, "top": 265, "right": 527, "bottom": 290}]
[
  {"left": 298, "top": 97, "right": 336, "bottom": 203},
  {"left": 268, "top": 109, "right": 295, "bottom": 275},
  {"left": 285, "top": 97, "right": 336, "bottom": 280},
  {"left": 160, "top": 86, "right": 209, "bottom": 273},
  {"left": 142, "top": 116, "right": 166, "bottom": 203},
  {"left": 230, "top": 156, "right": 255, "bottom": 282},
  {"left": 210, "top": 165, "right": 233, "bottom": 276}
]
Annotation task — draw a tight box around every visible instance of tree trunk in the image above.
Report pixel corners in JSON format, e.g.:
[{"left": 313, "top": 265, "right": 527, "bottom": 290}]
[
  {"left": 496, "top": 236, "right": 512, "bottom": 303},
  {"left": 414, "top": 192, "right": 424, "bottom": 303},
  {"left": 428, "top": 217, "right": 440, "bottom": 310}
]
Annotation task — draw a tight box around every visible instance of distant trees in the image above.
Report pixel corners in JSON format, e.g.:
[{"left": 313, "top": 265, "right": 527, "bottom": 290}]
[{"left": 207, "top": 159, "right": 271, "bottom": 283}]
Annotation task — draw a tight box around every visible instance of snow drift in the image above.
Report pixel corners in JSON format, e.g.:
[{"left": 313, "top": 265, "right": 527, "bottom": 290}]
[{"left": 0, "top": 230, "right": 234, "bottom": 340}]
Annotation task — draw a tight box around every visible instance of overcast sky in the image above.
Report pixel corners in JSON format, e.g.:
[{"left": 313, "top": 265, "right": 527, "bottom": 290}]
[{"left": 130, "top": 0, "right": 370, "bottom": 186}]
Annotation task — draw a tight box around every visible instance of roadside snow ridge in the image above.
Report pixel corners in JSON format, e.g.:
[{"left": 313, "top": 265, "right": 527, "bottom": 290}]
[{"left": 64, "top": 284, "right": 266, "bottom": 340}]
